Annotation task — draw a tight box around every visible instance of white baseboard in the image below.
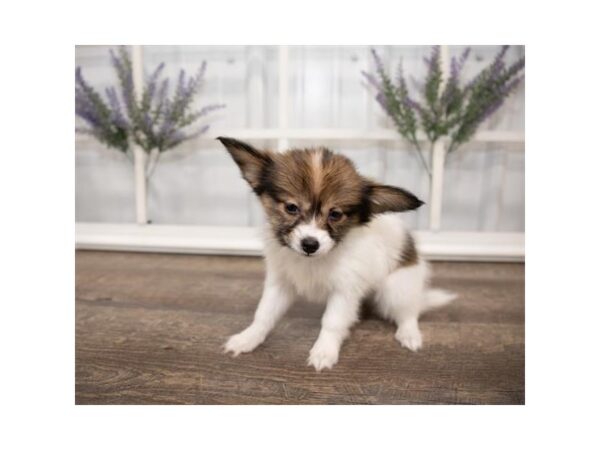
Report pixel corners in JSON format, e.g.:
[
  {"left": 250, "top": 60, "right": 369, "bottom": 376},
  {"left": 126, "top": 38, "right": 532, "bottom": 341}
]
[{"left": 75, "top": 223, "right": 524, "bottom": 262}]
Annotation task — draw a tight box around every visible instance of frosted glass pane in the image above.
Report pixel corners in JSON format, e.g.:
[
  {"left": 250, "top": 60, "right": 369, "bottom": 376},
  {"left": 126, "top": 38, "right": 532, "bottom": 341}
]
[
  {"left": 289, "top": 46, "right": 370, "bottom": 128},
  {"left": 75, "top": 142, "right": 136, "bottom": 223},
  {"left": 146, "top": 139, "right": 275, "bottom": 226},
  {"left": 442, "top": 142, "right": 524, "bottom": 231}
]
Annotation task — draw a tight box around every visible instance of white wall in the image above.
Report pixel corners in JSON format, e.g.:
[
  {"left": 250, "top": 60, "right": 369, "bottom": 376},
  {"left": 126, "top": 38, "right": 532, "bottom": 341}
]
[{"left": 75, "top": 45, "right": 524, "bottom": 232}]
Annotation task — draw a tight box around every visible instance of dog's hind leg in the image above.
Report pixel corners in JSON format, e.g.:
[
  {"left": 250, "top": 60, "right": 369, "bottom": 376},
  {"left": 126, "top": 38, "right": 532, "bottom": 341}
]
[
  {"left": 375, "top": 261, "right": 429, "bottom": 352},
  {"left": 376, "top": 261, "right": 457, "bottom": 351}
]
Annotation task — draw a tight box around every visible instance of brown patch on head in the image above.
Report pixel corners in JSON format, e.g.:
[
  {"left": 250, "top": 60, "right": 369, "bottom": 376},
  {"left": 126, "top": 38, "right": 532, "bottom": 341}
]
[
  {"left": 398, "top": 232, "right": 419, "bottom": 267},
  {"left": 310, "top": 150, "right": 323, "bottom": 194},
  {"left": 218, "top": 137, "right": 424, "bottom": 249},
  {"left": 264, "top": 147, "right": 368, "bottom": 244}
]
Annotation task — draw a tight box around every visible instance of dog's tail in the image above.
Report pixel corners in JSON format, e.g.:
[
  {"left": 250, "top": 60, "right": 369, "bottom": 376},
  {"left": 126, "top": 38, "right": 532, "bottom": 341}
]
[{"left": 421, "top": 289, "right": 457, "bottom": 313}]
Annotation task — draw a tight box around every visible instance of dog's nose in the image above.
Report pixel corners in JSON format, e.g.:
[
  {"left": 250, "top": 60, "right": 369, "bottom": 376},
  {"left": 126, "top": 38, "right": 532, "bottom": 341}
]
[{"left": 301, "top": 237, "right": 320, "bottom": 255}]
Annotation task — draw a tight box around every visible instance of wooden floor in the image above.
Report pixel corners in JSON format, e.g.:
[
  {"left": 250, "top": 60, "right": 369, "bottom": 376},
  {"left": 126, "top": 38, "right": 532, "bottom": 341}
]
[{"left": 76, "top": 250, "right": 524, "bottom": 405}]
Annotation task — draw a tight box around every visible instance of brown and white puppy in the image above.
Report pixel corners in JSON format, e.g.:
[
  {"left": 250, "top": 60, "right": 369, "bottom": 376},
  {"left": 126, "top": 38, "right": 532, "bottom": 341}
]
[{"left": 218, "top": 137, "right": 456, "bottom": 371}]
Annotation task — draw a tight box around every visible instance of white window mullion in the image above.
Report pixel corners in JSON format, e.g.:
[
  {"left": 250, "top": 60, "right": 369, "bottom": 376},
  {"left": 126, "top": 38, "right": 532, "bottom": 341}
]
[
  {"left": 130, "top": 45, "right": 147, "bottom": 225},
  {"left": 428, "top": 45, "right": 451, "bottom": 231},
  {"left": 277, "top": 45, "right": 290, "bottom": 151}
]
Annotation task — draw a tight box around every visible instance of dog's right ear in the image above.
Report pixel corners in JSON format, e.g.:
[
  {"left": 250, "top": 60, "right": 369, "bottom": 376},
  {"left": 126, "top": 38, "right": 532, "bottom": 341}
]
[{"left": 217, "top": 137, "right": 272, "bottom": 192}]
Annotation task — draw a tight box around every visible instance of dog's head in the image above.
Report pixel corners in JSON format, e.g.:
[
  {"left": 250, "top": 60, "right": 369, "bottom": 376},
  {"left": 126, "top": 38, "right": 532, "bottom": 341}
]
[{"left": 218, "top": 137, "right": 424, "bottom": 257}]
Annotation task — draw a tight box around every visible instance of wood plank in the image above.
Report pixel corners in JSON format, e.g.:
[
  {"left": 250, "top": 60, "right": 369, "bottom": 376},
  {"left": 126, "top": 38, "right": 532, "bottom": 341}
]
[{"left": 75, "top": 251, "right": 524, "bottom": 404}]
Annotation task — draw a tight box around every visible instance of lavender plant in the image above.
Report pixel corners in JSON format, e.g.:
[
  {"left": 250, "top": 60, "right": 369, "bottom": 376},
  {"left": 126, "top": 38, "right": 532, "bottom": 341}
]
[
  {"left": 76, "top": 46, "right": 225, "bottom": 159},
  {"left": 363, "top": 46, "right": 524, "bottom": 176}
]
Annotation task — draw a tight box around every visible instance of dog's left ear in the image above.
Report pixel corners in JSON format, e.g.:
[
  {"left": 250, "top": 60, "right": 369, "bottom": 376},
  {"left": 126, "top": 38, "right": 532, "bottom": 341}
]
[{"left": 367, "top": 182, "right": 424, "bottom": 214}]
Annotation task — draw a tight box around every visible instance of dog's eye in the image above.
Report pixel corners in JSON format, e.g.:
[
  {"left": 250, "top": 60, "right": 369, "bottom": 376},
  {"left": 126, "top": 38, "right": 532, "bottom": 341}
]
[
  {"left": 328, "top": 209, "right": 343, "bottom": 222},
  {"left": 285, "top": 202, "right": 300, "bottom": 215}
]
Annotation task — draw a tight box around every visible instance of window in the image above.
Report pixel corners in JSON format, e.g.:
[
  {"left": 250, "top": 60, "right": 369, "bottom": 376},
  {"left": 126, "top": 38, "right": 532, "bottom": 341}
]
[{"left": 75, "top": 45, "right": 525, "bottom": 258}]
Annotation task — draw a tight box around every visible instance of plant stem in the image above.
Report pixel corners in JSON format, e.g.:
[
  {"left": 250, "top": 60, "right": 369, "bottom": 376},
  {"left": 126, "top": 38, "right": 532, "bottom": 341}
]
[
  {"left": 145, "top": 148, "right": 161, "bottom": 178},
  {"left": 412, "top": 137, "right": 432, "bottom": 180},
  {"left": 446, "top": 138, "right": 459, "bottom": 156},
  {"left": 124, "top": 147, "right": 134, "bottom": 163}
]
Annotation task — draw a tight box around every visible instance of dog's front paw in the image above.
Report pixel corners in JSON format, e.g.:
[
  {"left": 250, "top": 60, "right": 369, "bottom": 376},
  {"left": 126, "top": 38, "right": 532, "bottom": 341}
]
[
  {"left": 307, "top": 338, "right": 340, "bottom": 372},
  {"left": 223, "top": 327, "right": 264, "bottom": 357}
]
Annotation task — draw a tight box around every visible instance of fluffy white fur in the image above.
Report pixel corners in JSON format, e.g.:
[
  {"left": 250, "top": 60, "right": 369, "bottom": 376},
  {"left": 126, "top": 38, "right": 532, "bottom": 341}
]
[{"left": 224, "top": 213, "right": 456, "bottom": 371}]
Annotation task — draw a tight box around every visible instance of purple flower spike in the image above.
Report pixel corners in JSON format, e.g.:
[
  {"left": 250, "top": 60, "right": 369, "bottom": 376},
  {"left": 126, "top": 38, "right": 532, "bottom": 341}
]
[
  {"left": 76, "top": 46, "right": 226, "bottom": 154},
  {"left": 362, "top": 44, "right": 524, "bottom": 160},
  {"left": 371, "top": 48, "right": 386, "bottom": 76},
  {"left": 424, "top": 46, "right": 441, "bottom": 72}
]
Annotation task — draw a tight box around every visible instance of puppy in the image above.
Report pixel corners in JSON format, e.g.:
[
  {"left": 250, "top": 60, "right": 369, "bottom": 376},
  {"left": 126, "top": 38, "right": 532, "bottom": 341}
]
[{"left": 218, "top": 137, "right": 456, "bottom": 371}]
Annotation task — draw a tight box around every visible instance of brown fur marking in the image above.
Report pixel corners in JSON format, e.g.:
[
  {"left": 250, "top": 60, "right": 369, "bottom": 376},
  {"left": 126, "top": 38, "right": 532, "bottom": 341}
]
[{"left": 399, "top": 232, "right": 419, "bottom": 267}]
